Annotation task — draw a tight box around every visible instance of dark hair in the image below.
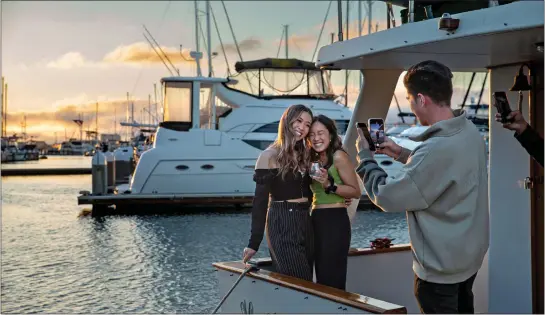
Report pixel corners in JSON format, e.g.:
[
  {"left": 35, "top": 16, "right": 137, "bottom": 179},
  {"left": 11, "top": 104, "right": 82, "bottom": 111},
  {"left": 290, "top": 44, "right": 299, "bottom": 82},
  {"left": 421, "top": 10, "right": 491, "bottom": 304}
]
[
  {"left": 403, "top": 60, "right": 454, "bottom": 106},
  {"left": 272, "top": 104, "right": 313, "bottom": 179},
  {"left": 309, "top": 115, "right": 344, "bottom": 169}
]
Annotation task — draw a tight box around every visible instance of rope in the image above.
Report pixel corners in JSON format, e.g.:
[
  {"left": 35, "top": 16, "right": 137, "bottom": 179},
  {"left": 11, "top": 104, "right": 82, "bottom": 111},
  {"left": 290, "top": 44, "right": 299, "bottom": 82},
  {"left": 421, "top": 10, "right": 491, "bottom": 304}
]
[
  {"left": 130, "top": 1, "right": 171, "bottom": 97},
  {"left": 210, "top": 4, "right": 231, "bottom": 76},
  {"left": 311, "top": 0, "right": 332, "bottom": 61},
  {"left": 276, "top": 27, "right": 285, "bottom": 58},
  {"left": 220, "top": 0, "right": 254, "bottom": 92}
]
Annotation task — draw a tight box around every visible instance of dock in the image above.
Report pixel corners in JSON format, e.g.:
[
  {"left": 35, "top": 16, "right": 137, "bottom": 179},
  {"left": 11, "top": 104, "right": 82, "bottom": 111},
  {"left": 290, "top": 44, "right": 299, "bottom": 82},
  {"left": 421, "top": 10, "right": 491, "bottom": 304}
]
[
  {"left": 1, "top": 168, "right": 91, "bottom": 176},
  {"left": 77, "top": 191, "right": 376, "bottom": 216}
]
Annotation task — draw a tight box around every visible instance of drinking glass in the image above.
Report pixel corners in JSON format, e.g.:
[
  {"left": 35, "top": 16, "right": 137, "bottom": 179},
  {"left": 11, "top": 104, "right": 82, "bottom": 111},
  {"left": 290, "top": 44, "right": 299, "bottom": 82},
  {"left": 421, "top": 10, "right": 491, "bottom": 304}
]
[{"left": 310, "top": 162, "right": 321, "bottom": 177}]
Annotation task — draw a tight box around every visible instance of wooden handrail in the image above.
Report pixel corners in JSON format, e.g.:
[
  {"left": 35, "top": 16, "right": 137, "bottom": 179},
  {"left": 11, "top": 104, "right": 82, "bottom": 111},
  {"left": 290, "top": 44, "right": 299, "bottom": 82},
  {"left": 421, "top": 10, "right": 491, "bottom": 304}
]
[{"left": 213, "top": 245, "right": 412, "bottom": 314}]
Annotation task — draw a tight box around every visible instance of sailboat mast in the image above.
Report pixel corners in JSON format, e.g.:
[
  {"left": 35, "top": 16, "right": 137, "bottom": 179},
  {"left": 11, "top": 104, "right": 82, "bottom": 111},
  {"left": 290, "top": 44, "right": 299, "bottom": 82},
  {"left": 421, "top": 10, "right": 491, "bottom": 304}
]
[
  {"left": 358, "top": 0, "right": 362, "bottom": 90},
  {"left": 367, "top": 1, "right": 373, "bottom": 35},
  {"left": 344, "top": 0, "right": 349, "bottom": 107},
  {"left": 284, "top": 24, "right": 289, "bottom": 92},
  {"left": 1, "top": 76, "right": 4, "bottom": 137},
  {"left": 154, "top": 83, "right": 158, "bottom": 125},
  {"left": 194, "top": 0, "right": 202, "bottom": 76},
  {"left": 206, "top": 0, "right": 212, "bottom": 77},
  {"left": 95, "top": 102, "right": 98, "bottom": 141},
  {"left": 126, "top": 92, "right": 130, "bottom": 141}
]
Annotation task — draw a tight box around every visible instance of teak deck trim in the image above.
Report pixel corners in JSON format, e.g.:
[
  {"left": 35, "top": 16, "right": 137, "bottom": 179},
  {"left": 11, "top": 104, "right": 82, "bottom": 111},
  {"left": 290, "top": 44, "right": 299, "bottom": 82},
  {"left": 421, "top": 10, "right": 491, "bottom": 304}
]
[{"left": 213, "top": 246, "right": 411, "bottom": 314}]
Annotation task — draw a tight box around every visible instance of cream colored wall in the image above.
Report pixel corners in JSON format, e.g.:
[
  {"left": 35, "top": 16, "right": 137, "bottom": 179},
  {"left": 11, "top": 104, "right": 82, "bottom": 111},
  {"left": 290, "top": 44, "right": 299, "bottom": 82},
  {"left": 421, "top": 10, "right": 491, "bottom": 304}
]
[{"left": 488, "top": 65, "right": 533, "bottom": 313}]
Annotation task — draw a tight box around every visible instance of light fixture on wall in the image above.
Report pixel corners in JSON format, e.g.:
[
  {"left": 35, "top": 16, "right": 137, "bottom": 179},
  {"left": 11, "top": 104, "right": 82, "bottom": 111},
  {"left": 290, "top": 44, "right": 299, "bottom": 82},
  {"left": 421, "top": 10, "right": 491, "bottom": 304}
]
[{"left": 509, "top": 63, "right": 532, "bottom": 112}]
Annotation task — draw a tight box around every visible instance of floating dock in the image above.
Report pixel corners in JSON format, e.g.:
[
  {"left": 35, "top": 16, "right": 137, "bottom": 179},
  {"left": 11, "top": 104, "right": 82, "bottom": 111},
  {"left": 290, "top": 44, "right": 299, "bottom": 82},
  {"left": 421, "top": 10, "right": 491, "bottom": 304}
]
[
  {"left": 77, "top": 191, "right": 375, "bottom": 216},
  {"left": 2, "top": 168, "right": 91, "bottom": 176}
]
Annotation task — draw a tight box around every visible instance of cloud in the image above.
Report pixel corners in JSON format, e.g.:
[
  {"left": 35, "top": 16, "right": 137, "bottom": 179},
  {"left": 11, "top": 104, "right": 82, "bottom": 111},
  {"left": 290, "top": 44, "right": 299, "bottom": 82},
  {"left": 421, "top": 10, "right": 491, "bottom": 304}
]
[
  {"left": 219, "top": 37, "right": 263, "bottom": 55},
  {"left": 51, "top": 93, "right": 111, "bottom": 109},
  {"left": 288, "top": 34, "right": 316, "bottom": 52},
  {"left": 5, "top": 97, "right": 159, "bottom": 143},
  {"left": 44, "top": 41, "right": 203, "bottom": 71},
  {"left": 46, "top": 52, "right": 106, "bottom": 69},
  {"left": 102, "top": 41, "right": 196, "bottom": 67},
  {"left": 275, "top": 18, "right": 391, "bottom": 61}
]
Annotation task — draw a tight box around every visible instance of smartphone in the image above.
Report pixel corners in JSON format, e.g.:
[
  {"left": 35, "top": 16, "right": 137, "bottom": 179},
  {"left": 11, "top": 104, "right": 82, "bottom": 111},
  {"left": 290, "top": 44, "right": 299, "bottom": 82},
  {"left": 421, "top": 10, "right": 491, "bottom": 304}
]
[
  {"left": 368, "top": 118, "right": 385, "bottom": 146},
  {"left": 356, "top": 122, "right": 376, "bottom": 151},
  {"left": 492, "top": 91, "right": 513, "bottom": 123}
]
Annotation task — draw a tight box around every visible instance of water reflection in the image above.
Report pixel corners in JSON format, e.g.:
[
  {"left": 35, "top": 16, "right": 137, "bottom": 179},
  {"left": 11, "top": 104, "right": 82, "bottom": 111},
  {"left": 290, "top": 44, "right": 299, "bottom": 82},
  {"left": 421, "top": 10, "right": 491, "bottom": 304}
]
[{"left": 2, "top": 174, "right": 408, "bottom": 313}]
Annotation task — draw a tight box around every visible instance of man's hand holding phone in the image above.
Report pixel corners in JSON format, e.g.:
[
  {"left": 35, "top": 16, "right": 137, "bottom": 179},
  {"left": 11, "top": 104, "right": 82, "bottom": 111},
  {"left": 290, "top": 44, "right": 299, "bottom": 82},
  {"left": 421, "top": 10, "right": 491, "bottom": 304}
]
[{"left": 376, "top": 137, "right": 403, "bottom": 160}]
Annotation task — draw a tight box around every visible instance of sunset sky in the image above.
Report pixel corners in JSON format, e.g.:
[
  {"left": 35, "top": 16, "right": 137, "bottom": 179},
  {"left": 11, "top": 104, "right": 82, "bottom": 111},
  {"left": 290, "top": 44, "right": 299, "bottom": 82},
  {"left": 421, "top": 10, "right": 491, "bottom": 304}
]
[{"left": 2, "top": 1, "right": 488, "bottom": 144}]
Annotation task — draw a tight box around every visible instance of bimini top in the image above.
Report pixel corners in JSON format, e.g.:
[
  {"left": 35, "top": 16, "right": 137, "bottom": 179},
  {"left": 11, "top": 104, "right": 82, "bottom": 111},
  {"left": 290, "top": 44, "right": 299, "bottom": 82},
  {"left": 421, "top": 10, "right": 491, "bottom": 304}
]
[
  {"left": 316, "top": 1, "right": 543, "bottom": 72},
  {"left": 160, "top": 76, "right": 229, "bottom": 84},
  {"left": 234, "top": 58, "right": 320, "bottom": 73}
]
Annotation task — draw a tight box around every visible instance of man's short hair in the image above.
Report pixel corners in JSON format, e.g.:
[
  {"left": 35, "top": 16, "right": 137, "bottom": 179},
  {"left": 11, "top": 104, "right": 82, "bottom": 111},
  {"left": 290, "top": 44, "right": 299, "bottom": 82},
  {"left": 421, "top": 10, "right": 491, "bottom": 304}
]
[{"left": 403, "top": 60, "right": 454, "bottom": 106}]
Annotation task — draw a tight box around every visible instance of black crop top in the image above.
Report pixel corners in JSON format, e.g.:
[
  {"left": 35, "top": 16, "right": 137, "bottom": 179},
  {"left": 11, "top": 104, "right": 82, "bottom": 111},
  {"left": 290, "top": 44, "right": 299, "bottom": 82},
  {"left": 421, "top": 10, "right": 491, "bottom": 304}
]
[{"left": 247, "top": 168, "right": 312, "bottom": 251}]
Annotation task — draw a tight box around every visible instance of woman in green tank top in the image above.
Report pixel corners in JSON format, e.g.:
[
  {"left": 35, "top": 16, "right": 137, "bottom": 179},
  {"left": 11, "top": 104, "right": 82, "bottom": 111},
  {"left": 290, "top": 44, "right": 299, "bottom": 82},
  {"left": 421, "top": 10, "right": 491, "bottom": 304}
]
[{"left": 308, "top": 115, "right": 362, "bottom": 290}]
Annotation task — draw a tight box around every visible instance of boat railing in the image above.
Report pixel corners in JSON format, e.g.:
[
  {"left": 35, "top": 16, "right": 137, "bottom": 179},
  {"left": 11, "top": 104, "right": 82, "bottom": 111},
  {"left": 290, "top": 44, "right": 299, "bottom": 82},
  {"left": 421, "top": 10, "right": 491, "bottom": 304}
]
[{"left": 213, "top": 246, "right": 412, "bottom": 314}]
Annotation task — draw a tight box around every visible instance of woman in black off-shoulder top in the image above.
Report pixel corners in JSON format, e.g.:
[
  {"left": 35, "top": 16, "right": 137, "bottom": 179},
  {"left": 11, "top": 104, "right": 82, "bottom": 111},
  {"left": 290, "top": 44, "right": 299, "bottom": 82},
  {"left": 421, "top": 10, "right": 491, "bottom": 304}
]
[{"left": 241, "top": 104, "right": 316, "bottom": 281}]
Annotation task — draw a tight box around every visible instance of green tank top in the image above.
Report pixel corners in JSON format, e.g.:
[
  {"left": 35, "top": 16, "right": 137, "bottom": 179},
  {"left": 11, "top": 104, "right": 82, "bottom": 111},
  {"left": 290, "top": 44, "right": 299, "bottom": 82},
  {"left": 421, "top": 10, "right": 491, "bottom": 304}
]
[{"left": 310, "top": 164, "right": 345, "bottom": 207}]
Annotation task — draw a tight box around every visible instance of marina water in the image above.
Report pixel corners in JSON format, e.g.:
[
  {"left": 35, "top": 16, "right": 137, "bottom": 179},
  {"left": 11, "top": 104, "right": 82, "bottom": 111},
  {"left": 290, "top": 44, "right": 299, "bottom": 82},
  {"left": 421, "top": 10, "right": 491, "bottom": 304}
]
[{"left": 1, "top": 157, "right": 409, "bottom": 313}]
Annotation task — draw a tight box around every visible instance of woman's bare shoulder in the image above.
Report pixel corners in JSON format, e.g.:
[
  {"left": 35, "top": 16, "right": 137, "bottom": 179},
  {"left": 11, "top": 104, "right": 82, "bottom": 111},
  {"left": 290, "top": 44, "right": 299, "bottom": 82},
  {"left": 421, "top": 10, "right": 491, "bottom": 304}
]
[{"left": 256, "top": 148, "right": 278, "bottom": 169}]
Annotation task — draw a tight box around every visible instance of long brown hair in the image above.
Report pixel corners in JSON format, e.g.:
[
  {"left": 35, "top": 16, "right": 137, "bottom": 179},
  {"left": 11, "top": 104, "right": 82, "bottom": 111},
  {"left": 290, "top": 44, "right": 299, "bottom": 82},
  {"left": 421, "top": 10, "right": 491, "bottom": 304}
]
[
  {"left": 310, "top": 114, "right": 345, "bottom": 169},
  {"left": 270, "top": 104, "right": 313, "bottom": 179}
]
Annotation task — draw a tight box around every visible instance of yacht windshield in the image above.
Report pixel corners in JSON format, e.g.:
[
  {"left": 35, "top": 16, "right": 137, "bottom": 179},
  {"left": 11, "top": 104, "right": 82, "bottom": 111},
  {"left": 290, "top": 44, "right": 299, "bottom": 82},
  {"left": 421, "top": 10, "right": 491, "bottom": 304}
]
[{"left": 225, "top": 59, "right": 335, "bottom": 99}]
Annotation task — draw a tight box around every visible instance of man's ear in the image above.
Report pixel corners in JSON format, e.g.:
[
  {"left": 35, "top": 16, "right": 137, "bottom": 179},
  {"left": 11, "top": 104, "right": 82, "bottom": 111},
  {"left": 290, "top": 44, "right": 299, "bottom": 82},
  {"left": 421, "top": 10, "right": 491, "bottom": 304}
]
[{"left": 417, "top": 93, "right": 426, "bottom": 107}]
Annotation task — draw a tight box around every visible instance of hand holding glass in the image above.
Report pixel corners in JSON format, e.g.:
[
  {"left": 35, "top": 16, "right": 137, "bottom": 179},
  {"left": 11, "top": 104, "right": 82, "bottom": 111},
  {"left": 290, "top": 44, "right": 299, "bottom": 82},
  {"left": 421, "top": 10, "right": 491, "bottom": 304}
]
[{"left": 310, "top": 162, "right": 321, "bottom": 177}]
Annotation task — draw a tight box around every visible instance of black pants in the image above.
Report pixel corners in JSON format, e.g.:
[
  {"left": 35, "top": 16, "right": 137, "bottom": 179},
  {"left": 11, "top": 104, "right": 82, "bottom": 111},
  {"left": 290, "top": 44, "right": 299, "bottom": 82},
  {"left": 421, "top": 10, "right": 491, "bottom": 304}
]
[
  {"left": 312, "top": 207, "right": 351, "bottom": 290},
  {"left": 414, "top": 272, "right": 478, "bottom": 314},
  {"left": 266, "top": 201, "right": 314, "bottom": 281}
]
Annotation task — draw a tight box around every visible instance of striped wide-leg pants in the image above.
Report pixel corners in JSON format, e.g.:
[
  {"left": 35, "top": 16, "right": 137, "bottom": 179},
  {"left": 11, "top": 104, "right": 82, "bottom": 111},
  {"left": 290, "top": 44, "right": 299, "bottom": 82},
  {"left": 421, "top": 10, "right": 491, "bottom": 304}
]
[{"left": 266, "top": 201, "right": 314, "bottom": 281}]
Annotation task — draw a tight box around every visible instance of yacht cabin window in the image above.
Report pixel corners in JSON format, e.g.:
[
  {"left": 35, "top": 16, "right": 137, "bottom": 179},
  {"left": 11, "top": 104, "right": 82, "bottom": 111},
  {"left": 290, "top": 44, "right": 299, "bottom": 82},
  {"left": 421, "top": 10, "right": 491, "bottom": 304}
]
[
  {"left": 163, "top": 82, "right": 192, "bottom": 123},
  {"left": 225, "top": 67, "right": 334, "bottom": 99}
]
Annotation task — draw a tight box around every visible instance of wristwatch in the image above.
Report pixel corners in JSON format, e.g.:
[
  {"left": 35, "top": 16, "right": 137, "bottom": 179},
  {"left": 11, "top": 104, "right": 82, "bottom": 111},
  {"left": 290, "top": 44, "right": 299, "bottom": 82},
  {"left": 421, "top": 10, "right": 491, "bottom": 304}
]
[{"left": 325, "top": 174, "right": 337, "bottom": 194}]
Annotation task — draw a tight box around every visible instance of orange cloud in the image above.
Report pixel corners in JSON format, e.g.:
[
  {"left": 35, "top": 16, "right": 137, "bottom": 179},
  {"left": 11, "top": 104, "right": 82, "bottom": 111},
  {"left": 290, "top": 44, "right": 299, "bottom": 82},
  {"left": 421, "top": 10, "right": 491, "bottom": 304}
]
[
  {"left": 219, "top": 37, "right": 263, "bottom": 55},
  {"left": 102, "top": 42, "right": 196, "bottom": 67},
  {"left": 5, "top": 98, "right": 158, "bottom": 143},
  {"left": 46, "top": 52, "right": 106, "bottom": 69}
]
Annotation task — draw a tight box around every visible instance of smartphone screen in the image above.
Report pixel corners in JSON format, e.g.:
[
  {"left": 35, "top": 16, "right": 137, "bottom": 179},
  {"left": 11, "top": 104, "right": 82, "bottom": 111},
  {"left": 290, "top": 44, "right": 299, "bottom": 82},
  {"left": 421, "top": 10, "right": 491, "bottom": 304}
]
[
  {"left": 368, "top": 118, "right": 385, "bottom": 145},
  {"left": 356, "top": 122, "right": 376, "bottom": 151},
  {"left": 492, "top": 91, "right": 513, "bottom": 123}
]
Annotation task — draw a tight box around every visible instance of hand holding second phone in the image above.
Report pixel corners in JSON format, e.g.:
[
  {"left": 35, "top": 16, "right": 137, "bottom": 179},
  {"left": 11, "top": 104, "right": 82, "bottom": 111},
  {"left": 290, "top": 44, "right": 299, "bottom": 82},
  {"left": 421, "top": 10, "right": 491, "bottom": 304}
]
[{"left": 311, "top": 168, "right": 330, "bottom": 188}]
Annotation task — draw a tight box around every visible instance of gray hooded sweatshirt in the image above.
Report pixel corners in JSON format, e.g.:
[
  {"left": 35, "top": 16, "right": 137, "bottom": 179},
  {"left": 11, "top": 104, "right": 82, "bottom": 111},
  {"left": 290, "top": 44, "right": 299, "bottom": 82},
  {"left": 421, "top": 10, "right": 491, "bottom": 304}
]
[{"left": 356, "top": 110, "right": 489, "bottom": 284}]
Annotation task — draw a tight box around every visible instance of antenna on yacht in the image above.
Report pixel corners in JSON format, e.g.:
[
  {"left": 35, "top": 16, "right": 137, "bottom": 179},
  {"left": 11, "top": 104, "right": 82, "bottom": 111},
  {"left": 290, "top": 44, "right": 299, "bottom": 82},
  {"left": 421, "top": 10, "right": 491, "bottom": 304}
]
[
  {"left": 142, "top": 25, "right": 179, "bottom": 76},
  {"left": 179, "top": 45, "right": 203, "bottom": 77}
]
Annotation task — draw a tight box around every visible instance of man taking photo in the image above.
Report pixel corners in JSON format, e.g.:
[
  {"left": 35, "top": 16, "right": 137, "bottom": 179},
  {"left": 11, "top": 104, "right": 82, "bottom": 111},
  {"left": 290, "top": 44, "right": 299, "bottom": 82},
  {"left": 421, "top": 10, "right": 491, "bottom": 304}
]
[{"left": 354, "top": 60, "right": 489, "bottom": 314}]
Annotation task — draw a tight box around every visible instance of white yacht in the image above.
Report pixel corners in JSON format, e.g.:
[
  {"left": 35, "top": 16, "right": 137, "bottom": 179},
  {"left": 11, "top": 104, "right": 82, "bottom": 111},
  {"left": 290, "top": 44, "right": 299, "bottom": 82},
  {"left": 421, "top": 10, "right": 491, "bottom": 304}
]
[
  {"left": 127, "top": 58, "right": 358, "bottom": 200},
  {"left": 212, "top": 1, "right": 543, "bottom": 313}
]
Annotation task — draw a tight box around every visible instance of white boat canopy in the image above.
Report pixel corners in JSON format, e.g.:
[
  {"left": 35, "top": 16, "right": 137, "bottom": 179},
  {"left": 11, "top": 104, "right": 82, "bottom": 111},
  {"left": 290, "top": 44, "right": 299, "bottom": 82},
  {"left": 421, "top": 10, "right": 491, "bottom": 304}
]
[{"left": 316, "top": 1, "right": 543, "bottom": 72}]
